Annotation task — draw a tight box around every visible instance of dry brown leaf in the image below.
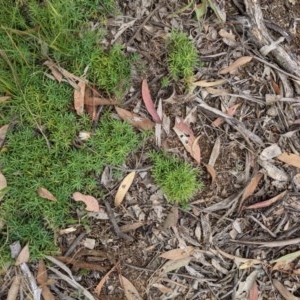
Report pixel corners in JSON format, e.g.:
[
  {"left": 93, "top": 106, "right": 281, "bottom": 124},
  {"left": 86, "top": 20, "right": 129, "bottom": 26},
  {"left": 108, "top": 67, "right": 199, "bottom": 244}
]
[
  {"left": 162, "top": 207, "right": 179, "bottom": 230},
  {"left": 15, "top": 243, "right": 30, "bottom": 266},
  {"left": 7, "top": 275, "right": 21, "bottom": 300},
  {"left": 208, "top": 137, "right": 221, "bottom": 166},
  {"left": 0, "top": 96, "right": 11, "bottom": 103},
  {"left": 160, "top": 246, "right": 194, "bottom": 260},
  {"left": 277, "top": 152, "right": 300, "bottom": 168},
  {"left": 216, "top": 247, "right": 261, "bottom": 268},
  {"left": 115, "top": 107, "right": 154, "bottom": 130},
  {"left": 212, "top": 103, "right": 240, "bottom": 127},
  {"left": 205, "top": 87, "right": 230, "bottom": 96},
  {"left": 114, "top": 171, "right": 136, "bottom": 207},
  {"left": 95, "top": 263, "right": 119, "bottom": 296},
  {"left": 119, "top": 274, "right": 142, "bottom": 300},
  {"left": 37, "top": 260, "right": 55, "bottom": 300},
  {"left": 259, "top": 160, "right": 289, "bottom": 181},
  {"left": 74, "top": 81, "right": 86, "bottom": 116},
  {"left": 85, "top": 96, "right": 118, "bottom": 106},
  {"left": 245, "top": 190, "right": 287, "bottom": 210},
  {"left": 120, "top": 222, "right": 144, "bottom": 233},
  {"left": 142, "top": 79, "right": 162, "bottom": 123},
  {"left": 0, "top": 124, "right": 9, "bottom": 144},
  {"left": 238, "top": 172, "right": 263, "bottom": 212},
  {"left": 54, "top": 256, "right": 108, "bottom": 272},
  {"left": 0, "top": 172, "right": 7, "bottom": 201},
  {"left": 73, "top": 192, "right": 100, "bottom": 212},
  {"left": 38, "top": 187, "right": 57, "bottom": 202},
  {"left": 219, "top": 56, "right": 253, "bottom": 74},
  {"left": 160, "top": 257, "right": 191, "bottom": 274},
  {"left": 173, "top": 117, "right": 201, "bottom": 164},
  {"left": 155, "top": 98, "right": 163, "bottom": 147},
  {"left": 152, "top": 283, "right": 172, "bottom": 294},
  {"left": 193, "top": 79, "right": 226, "bottom": 87},
  {"left": 37, "top": 260, "right": 48, "bottom": 286},
  {"left": 205, "top": 164, "right": 217, "bottom": 184},
  {"left": 44, "top": 60, "right": 85, "bottom": 90},
  {"left": 249, "top": 281, "right": 259, "bottom": 300},
  {"left": 272, "top": 250, "right": 300, "bottom": 272},
  {"left": 271, "top": 79, "right": 281, "bottom": 95},
  {"left": 273, "top": 279, "right": 299, "bottom": 300}
]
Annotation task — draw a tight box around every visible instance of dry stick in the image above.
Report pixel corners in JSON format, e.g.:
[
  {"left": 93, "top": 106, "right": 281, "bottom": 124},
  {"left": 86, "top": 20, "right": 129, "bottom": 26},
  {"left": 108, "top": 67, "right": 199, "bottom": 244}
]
[
  {"left": 230, "top": 237, "right": 300, "bottom": 248},
  {"left": 64, "top": 232, "right": 87, "bottom": 257},
  {"left": 103, "top": 199, "right": 134, "bottom": 242},
  {"left": 127, "top": 5, "right": 161, "bottom": 46}
]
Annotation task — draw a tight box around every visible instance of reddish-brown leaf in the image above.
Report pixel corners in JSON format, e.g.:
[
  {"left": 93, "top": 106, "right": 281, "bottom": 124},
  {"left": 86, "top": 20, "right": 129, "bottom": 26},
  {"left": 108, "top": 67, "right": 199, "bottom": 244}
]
[
  {"left": 245, "top": 190, "right": 287, "bottom": 210},
  {"left": 212, "top": 103, "right": 240, "bottom": 127},
  {"left": 74, "top": 81, "right": 86, "bottom": 116},
  {"left": 173, "top": 117, "right": 201, "bottom": 163},
  {"left": 115, "top": 107, "right": 154, "bottom": 130},
  {"left": 37, "top": 260, "right": 55, "bottom": 300},
  {"left": 205, "top": 164, "right": 217, "bottom": 184},
  {"left": 73, "top": 192, "right": 100, "bottom": 212},
  {"left": 141, "top": 79, "right": 161, "bottom": 123}
]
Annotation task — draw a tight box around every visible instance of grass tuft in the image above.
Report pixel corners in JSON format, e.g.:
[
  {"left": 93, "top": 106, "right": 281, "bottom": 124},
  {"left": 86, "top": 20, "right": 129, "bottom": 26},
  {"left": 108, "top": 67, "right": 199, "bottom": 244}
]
[{"left": 149, "top": 151, "right": 203, "bottom": 205}]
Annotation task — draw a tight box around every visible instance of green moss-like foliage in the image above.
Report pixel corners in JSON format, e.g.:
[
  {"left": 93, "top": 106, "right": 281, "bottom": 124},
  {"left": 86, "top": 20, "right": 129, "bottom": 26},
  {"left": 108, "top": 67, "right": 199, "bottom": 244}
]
[
  {"left": 149, "top": 152, "right": 203, "bottom": 205},
  {"left": 166, "top": 30, "right": 200, "bottom": 84},
  {"left": 0, "top": 0, "right": 141, "bottom": 264}
]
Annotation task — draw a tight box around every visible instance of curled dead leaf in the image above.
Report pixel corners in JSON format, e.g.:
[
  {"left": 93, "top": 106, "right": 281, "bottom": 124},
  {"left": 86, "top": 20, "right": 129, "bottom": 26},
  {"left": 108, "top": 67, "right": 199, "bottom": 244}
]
[
  {"left": 73, "top": 192, "right": 100, "bottom": 212},
  {"left": 114, "top": 172, "right": 136, "bottom": 207}
]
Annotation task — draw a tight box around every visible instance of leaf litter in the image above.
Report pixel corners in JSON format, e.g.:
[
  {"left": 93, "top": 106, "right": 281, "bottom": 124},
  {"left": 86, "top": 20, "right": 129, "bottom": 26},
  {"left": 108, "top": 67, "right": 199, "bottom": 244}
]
[{"left": 3, "top": 0, "right": 300, "bottom": 299}]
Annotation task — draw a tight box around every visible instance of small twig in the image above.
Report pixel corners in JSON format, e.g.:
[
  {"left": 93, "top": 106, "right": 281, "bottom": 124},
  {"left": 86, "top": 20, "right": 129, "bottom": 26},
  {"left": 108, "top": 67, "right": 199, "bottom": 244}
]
[
  {"left": 64, "top": 232, "right": 86, "bottom": 257},
  {"left": 20, "top": 263, "right": 42, "bottom": 300},
  {"left": 230, "top": 237, "right": 300, "bottom": 247},
  {"left": 103, "top": 199, "right": 134, "bottom": 242},
  {"left": 108, "top": 165, "right": 152, "bottom": 172},
  {"left": 250, "top": 215, "right": 277, "bottom": 238},
  {"left": 127, "top": 5, "right": 161, "bottom": 46}
]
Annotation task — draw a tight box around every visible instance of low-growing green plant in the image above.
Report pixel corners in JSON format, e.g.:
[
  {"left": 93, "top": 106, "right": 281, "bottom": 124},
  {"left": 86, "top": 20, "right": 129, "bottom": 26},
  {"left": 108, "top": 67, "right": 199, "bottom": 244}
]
[
  {"left": 149, "top": 151, "right": 202, "bottom": 205},
  {"left": 166, "top": 30, "right": 200, "bottom": 85},
  {"left": 90, "top": 44, "right": 134, "bottom": 99},
  {"left": 0, "top": 0, "right": 141, "bottom": 266}
]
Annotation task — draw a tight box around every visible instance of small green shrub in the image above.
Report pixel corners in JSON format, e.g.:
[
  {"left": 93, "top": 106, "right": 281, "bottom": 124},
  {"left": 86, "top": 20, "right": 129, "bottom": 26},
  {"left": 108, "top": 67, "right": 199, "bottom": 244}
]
[
  {"left": 149, "top": 152, "right": 202, "bottom": 205},
  {"left": 166, "top": 30, "right": 199, "bottom": 85}
]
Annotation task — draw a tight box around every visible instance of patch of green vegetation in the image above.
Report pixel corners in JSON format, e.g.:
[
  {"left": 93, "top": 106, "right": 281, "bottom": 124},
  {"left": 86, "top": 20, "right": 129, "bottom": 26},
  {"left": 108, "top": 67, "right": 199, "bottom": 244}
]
[
  {"left": 91, "top": 45, "right": 134, "bottom": 99},
  {"left": 0, "top": 0, "right": 141, "bottom": 265},
  {"left": 166, "top": 30, "right": 200, "bottom": 85},
  {"left": 149, "top": 151, "right": 202, "bottom": 205}
]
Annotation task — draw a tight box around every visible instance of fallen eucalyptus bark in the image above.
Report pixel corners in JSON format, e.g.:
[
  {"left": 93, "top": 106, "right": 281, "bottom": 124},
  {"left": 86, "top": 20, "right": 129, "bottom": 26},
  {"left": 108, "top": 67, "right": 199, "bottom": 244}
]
[{"left": 240, "top": 0, "right": 300, "bottom": 79}]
